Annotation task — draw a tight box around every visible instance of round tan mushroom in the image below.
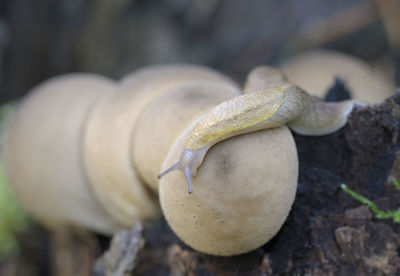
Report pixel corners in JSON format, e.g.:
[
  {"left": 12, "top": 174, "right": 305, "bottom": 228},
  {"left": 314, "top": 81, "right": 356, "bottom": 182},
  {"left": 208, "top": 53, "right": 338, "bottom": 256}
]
[
  {"left": 281, "top": 50, "right": 395, "bottom": 103},
  {"left": 132, "top": 81, "right": 240, "bottom": 190},
  {"left": 3, "top": 74, "right": 120, "bottom": 234},
  {"left": 84, "top": 65, "right": 240, "bottom": 228},
  {"left": 159, "top": 125, "right": 298, "bottom": 256},
  {"left": 243, "top": 66, "right": 287, "bottom": 92}
]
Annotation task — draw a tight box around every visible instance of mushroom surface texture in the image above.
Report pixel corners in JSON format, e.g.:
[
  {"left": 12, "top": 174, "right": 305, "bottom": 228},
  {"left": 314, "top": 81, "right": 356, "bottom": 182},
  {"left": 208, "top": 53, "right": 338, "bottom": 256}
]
[
  {"left": 280, "top": 50, "right": 395, "bottom": 103},
  {"left": 243, "top": 66, "right": 288, "bottom": 92},
  {"left": 159, "top": 125, "right": 298, "bottom": 256},
  {"left": 83, "top": 65, "right": 238, "bottom": 226},
  {"left": 3, "top": 74, "right": 121, "bottom": 234},
  {"left": 132, "top": 81, "right": 240, "bottom": 190}
]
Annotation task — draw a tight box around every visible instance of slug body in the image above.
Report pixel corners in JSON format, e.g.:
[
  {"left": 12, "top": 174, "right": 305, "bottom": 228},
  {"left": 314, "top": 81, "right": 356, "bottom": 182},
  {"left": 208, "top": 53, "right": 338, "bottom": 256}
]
[{"left": 159, "top": 78, "right": 356, "bottom": 192}]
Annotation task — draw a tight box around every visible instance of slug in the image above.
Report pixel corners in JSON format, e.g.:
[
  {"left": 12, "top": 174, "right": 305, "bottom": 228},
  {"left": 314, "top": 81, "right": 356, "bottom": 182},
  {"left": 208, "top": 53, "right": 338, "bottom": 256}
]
[{"left": 158, "top": 71, "right": 356, "bottom": 193}]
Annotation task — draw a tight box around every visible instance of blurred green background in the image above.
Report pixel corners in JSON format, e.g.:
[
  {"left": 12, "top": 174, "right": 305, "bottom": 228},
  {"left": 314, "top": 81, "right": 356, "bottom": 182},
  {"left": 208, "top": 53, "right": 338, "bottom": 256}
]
[{"left": 0, "top": 103, "right": 28, "bottom": 259}]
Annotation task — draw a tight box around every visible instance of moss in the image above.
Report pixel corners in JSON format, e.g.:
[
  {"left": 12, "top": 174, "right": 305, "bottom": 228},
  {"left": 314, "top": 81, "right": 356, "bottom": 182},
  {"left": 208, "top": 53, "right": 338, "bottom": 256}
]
[{"left": 0, "top": 102, "right": 29, "bottom": 259}]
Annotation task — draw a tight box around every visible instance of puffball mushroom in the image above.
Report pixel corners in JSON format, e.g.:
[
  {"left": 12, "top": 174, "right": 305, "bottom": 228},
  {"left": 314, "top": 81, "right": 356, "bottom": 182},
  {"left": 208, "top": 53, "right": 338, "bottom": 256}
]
[
  {"left": 3, "top": 74, "right": 121, "bottom": 234},
  {"left": 243, "top": 66, "right": 288, "bottom": 92},
  {"left": 84, "top": 65, "right": 239, "bottom": 226},
  {"left": 132, "top": 81, "right": 240, "bottom": 190},
  {"left": 159, "top": 125, "right": 298, "bottom": 256},
  {"left": 2, "top": 65, "right": 241, "bottom": 234},
  {"left": 280, "top": 50, "right": 395, "bottom": 103}
]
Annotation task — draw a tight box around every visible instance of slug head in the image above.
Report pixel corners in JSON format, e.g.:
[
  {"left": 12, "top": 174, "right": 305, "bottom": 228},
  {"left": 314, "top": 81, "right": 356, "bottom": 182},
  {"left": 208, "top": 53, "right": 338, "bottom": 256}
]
[{"left": 158, "top": 147, "right": 208, "bottom": 193}]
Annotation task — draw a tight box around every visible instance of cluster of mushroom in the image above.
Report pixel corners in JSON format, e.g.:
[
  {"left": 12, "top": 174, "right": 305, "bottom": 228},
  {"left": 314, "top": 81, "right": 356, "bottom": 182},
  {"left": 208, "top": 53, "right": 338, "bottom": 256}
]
[{"left": 2, "top": 50, "right": 394, "bottom": 256}]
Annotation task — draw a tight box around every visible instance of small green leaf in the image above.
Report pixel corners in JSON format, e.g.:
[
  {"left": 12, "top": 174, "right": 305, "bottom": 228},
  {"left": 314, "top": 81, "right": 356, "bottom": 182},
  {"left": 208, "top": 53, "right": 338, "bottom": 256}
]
[
  {"left": 392, "top": 178, "right": 400, "bottom": 191},
  {"left": 341, "top": 182, "right": 399, "bottom": 224}
]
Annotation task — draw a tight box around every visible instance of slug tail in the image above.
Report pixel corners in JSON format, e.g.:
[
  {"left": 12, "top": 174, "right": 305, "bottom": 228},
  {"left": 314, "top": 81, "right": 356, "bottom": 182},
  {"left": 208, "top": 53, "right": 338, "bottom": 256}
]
[{"left": 289, "top": 99, "right": 359, "bottom": 136}]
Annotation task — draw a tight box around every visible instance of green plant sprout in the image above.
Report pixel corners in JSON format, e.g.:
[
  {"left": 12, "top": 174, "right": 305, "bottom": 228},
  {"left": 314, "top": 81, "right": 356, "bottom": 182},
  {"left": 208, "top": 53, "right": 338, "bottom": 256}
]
[
  {"left": 341, "top": 179, "right": 400, "bottom": 224},
  {"left": 0, "top": 102, "right": 29, "bottom": 259}
]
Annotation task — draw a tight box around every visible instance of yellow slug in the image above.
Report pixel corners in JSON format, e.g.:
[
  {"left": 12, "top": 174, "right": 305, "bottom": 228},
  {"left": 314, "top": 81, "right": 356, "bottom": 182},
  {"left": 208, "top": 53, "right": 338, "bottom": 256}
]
[{"left": 158, "top": 68, "right": 356, "bottom": 193}]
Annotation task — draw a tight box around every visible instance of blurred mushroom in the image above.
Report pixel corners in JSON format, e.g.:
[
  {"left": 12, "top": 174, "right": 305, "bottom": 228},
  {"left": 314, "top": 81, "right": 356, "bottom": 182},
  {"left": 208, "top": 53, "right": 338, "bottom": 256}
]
[{"left": 281, "top": 50, "right": 395, "bottom": 103}]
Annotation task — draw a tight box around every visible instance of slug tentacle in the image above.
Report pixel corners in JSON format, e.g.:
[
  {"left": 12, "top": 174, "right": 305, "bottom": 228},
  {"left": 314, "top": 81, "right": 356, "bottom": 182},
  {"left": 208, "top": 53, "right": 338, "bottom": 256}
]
[
  {"left": 158, "top": 147, "right": 208, "bottom": 193},
  {"left": 157, "top": 162, "right": 179, "bottom": 179}
]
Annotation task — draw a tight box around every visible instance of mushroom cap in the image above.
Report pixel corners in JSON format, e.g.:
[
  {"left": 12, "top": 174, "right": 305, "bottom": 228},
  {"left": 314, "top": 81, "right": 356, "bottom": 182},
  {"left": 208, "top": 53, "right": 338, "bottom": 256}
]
[
  {"left": 132, "top": 81, "right": 240, "bottom": 190},
  {"left": 84, "top": 64, "right": 239, "bottom": 227},
  {"left": 159, "top": 125, "right": 298, "bottom": 256},
  {"left": 281, "top": 50, "right": 395, "bottom": 103},
  {"left": 3, "top": 74, "right": 119, "bottom": 234},
  {"left": 243, "top": 66, "right": 287, "bottom": 92}
]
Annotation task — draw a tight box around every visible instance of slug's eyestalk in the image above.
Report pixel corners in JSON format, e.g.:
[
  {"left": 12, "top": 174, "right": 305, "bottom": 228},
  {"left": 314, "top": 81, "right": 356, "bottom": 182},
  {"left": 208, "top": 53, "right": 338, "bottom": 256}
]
[{"left": 158, "top": 147, "right": 208, "bottom": 193}]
